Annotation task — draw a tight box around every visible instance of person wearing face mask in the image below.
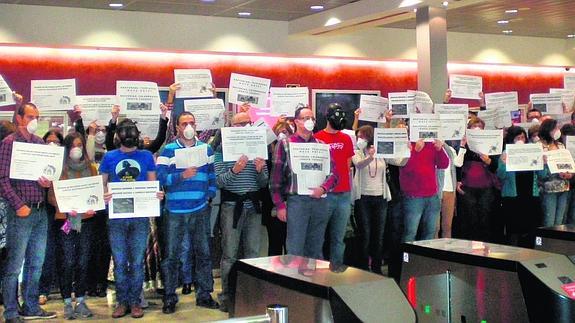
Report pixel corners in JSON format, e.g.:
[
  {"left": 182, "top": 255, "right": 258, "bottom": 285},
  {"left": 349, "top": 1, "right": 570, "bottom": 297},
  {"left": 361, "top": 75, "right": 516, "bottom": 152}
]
[
  {"left": 351, "top": 125, "right": 407, "bottom": 274},
  {"left": 313, "top": 103, "right": 355, "bottom": 272},
  {"left": 536, "top": 119, "right": 573, "bottom": 227},
  {"left": 497, "top": 126, "right": 542, "bottom": 247},
  {"left": 99, "top": 118, "right": 164, "bottom": 319},
  {"left": 0, "top": 103, "right": 57, "bottom": 322},
  {"left": 37, "top": 129, "right": 64, "bottom": 307},
  {"left": 526, "top": 107, "right": 543, "bottom": 124},
  {"left": 270, "top": 106, "right": 338, "bottom": 262},
  {"left": 454, "top": 117, "right": 502, "bottom": 243},
  {"left": 46, "top": 132, "right": 98, "bottom": 319},
  {"left": 156, "top": 112, "right": 219, "bottom": 314},
  {"left": 213, "top": 112, "right": 268, "bottom": 312}
]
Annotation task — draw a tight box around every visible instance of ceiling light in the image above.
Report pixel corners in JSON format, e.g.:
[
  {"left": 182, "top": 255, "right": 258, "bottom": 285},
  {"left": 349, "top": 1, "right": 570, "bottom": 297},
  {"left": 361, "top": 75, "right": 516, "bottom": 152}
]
[
  {"left": 568, "top": 34, "right": 575, "bottom": 38},
  {"left": 324, "top": 17, "right": 341, "bottom": 27},
  {"left": 505, "top": 9, "right": 518, "bottom": 14},
  {"left": 399, "top": 0, "right": 422, "bottom": 8},
  {"left": 502, "top": 30, "right": 513, "bottom": 34},
  {"left": 238, "top": 12, "right": 251, "bottom": 16},
  {"left": 442, "top": 1, "right": 449, "bottom": 7},
  {"left": 310, "top": 5, "right": 324, "bottom": 10},
  {"left": 497, "top": 20, "right": 509, "bottom": 24},
  {"left": 109, "top": 3, "right": 123, "bottom": 7},
  {"left": 201, "top": 0, "right": 216, "bottom": 2}
]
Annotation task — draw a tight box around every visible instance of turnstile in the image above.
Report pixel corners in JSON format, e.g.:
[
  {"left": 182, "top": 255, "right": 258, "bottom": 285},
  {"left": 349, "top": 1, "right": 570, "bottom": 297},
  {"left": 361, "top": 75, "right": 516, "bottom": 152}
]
[
  {"left": 231, "top": 255, "right": 415, "bottom": 323},
  {"left": 535, "top": 224, "right": 575, "bottom": 262},
  {"left": 400, "top": 238, "right": 575, "bottom": 323}
]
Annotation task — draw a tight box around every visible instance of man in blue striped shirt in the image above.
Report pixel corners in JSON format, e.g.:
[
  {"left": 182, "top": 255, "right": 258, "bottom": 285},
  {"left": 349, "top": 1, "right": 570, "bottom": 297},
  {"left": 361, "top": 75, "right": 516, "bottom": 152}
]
[
  {"left": 157, "top": 111, "right": 219, "bottom": 314},
  {"left": 214, "top": 112, "right": 268, "bottom": 313}
]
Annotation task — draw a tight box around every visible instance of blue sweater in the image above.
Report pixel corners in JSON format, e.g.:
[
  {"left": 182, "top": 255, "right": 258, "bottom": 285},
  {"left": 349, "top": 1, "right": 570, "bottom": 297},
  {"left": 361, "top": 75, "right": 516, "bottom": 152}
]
[{"left": 157, "top": 139, "right": 216, "bottom": 214}]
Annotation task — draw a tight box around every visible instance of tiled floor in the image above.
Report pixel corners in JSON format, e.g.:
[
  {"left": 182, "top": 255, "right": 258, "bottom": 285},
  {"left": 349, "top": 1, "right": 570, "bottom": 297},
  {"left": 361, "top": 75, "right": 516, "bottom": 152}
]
[{"left": 1, "top": 282, "right": 229, "bottom": 323}]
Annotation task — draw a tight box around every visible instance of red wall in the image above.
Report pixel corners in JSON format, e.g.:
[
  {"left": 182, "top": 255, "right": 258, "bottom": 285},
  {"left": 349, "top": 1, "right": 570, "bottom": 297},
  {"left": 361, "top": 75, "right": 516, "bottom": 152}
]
[{"left": 0, "top": 44, "right": 568, "bottom": 110}]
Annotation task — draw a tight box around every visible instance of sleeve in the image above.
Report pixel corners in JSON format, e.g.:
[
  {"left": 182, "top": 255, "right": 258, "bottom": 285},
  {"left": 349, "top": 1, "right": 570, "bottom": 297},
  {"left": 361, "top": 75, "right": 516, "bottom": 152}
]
[
  {"left": 86, "top": 134, "right": 96, "bottom": 161},
  {"left": 145, "top": 117, "right": 168, "bottom": 154},
  {"left": 322, "top": 148, "right": 339, "bottom": 192},
  {"left": 156, "top": 146, "right": 177, "bottom": 187},
  {"left": 352, "top": 150, "right": 372, "bottom": 169},
  {"left": 435, "top": 146, "right": 450, "bottom": 170},
  {"left": 75, "top": 118, "right": 86, "bottom": 138},
  {"left": 487, "top": 155, "right": 499, "bottom": 173},
  {"left": 270, "top": 139, "right": 288, "bottom": 210},
  {"left": 256, "top": 163, "right": 269, "bottom": 188},
  {"left": 496, "top": 153, "right": 509, "bottom": 180},
  {"left": 0, "top": 139, "right": 25, "bottom": 210},
  {"left": 98, "top": 153, "right": 111, "bottom": 175},
  {"left": 146, "top": 151, "right": 157, "bottom": 172},
  {"left": 105, "top": 121, "right": 116, "bottom": 152},
  {"left": 214, "top": 151, "right": 237, "bottom": 188},
  {"left": 207, "top": 146, "right": 217, "bottom": 198}
]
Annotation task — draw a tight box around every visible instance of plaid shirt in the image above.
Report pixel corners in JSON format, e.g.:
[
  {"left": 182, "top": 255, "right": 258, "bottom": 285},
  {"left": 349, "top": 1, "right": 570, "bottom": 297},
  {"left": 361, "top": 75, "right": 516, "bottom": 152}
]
[
  {"left": 270, "top": 134, "right": 338, "bottom": 211},
  {"left": 0, "top": 129, "right": 46, "bottom": 210}
]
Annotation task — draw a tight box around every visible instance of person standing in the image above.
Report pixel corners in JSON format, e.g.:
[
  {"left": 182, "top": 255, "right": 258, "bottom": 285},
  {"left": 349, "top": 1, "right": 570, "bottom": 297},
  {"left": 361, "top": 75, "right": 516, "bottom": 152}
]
[{"left": 0, "top": 103, "right": 57, "bottom": 322}]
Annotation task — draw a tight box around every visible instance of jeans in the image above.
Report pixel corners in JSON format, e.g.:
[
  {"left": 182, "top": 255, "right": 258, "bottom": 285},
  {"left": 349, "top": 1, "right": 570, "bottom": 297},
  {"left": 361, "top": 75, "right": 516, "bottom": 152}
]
[
  {"left": 179, "top": 229, "right": 193, "bottom": 285},
  {"left": 56, "top": 218, "right": 94, "bottom": 299},
  {"left": 39, "top": 205, "right": 59, "bottom": 296},
  {"left": 161, "top": 207, "right": 214, "bottom": 305},
  {"left": 541, "top": 191, "right": 569, "bottom": 227},
  {"left": 108, "top": 217, "right": 150, "bottom": 306},
  {"left": 286, "top": 195, "right": 330, "bottom": 259},
  {"left": 2, "top": 206, "right": 48, "bottom": 320},
  {"left": 325, "top": 192, "right": 352, "bottom": 267},
  {"left": 356, "top": 195, "right": 388, "bottom": 272},
  {"left": 402, "top": 194, "right": 440, "bottom": 242},
  {"left": 219, "top": 202, "right": 261, "bottom": 302}
]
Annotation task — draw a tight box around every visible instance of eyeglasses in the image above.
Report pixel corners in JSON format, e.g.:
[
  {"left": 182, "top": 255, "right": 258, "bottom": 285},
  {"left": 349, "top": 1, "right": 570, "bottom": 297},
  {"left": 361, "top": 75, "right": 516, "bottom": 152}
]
[
  {"left": 298, "top": 116, "right": 316, "bottom": 122},
  {"left": 233, "top": 121, "right": 252, "bottom": 127}
]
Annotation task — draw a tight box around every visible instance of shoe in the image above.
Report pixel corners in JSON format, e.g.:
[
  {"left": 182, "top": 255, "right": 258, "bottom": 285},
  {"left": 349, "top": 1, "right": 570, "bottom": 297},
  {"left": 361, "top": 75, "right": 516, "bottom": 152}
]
[
  {"left": 196, "top": 297, "right": 220, "bottom": 309},
  {"left": 156, "top": 288, "right": 165, "bottom": 295},
  {"left": 96, "top": 285, "right": 107, "bottom": 298},
  {"left": 112, "top": 304, "right": 129, "bottom": 319},
  {"left": 130, "top": 304, "right": 145, "bottom": 318},
  {"left": 6, "top": 317, "right": 25, "bottom": 323},
  {"left": 38, "top": 295, "right": 48, "bottom": 306},
  {"left": 182, "top": 283, "right": 193, "bottom": 295},
  {"left": 20, "top": 309, "right": 57, "bottom": 320},
  {"left": 74, "top": 301, "right": 93, "bottom": 318},
  {"left": 64, "top": 303, "right": 76, "bottom": 320},
  {"left": 162, "top": 303, "right": 176, "bottom": 314},
  {"left": 219, "top": 300, "right": 229, "bottom": 313}
]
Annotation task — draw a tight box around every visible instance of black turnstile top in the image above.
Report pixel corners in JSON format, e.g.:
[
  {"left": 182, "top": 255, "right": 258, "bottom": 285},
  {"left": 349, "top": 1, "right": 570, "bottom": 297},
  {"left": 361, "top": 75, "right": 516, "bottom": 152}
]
[
  {"left": 236, "top": 255, "right": 386, "bottom": 299},
  {"left": 535, "top": 225, "right": 575, "bottom": 242},
  {"left": 402, "top": 238, "right": 558, "bottom": 271}
]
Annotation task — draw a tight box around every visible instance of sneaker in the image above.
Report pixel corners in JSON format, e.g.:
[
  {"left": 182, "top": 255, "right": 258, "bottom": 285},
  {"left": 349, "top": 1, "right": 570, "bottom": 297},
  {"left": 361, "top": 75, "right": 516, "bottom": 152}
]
[
  {"left": 112, "top": 304, "right": 129, "bottom": 319},
  {"left": 21, "top": 309, "right": 57, "bottom": 320},
  {"left": 181, "top": 283, "right": 193, "bottom": 295},
  {"left": 196, "top": 297, "right": 220, "bottom": 309},
  {"left": 162, "top": 303, "right": 176, "bottom": 314},
  {"left": 130, "top": 304, "right": 144, "bottom": 319},
  {"left": 74, "top": 302, "right": 93, "bottom": 318},
  {"left": 38, "top": 295, "right": 48, "bottom": 306},
  {"left": 63, "top": 303, "right": 75, "bottom": 320}
]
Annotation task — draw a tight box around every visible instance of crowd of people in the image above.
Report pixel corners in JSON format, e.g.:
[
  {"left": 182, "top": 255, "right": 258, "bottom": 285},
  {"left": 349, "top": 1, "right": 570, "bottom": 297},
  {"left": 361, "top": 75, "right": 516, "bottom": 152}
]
[{"left": 0, "top": 83, "right": 574, "bottom": 322}]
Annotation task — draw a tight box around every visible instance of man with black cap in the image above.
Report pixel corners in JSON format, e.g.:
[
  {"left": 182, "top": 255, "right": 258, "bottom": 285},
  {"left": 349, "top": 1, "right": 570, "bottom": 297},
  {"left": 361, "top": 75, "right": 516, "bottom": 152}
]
[{"left": 314, "top": 103, "right": 355, "bottom": 272}]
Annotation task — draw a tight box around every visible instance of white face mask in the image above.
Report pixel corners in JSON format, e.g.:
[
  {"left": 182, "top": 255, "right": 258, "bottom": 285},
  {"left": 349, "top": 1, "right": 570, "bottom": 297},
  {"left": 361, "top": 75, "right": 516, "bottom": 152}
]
[
  {"left": 48, "top": 142, "right": 58, "bottom": 147},
  {"left": 95, "top": 131, "right": 106, "bottom": 144},
  {"left": 183, "top": 124, "right": 196, "bottom": 140},
  {"left": 514, "top": 139, "right": 525, "bottom": 145},
  {"left": 277, "top": 133, "right": 287, "bottom": 141},
  {"left": 69, "top": 147, "right": 83, "bottom": 161},
  {"left": 304, "top": 119, "right": 315, "bottom": 132},
  {"left": 530, "top": 118, "right": 540, "bottom": 124},
  {"left": 553, "top": 130, "right": 562, "bottom": 140},
  {"left": 26, "top": 118, "right": 38, "bottom": 134},
  {"left": 356, "top": 138, "right": 368, "bottom": 150}
]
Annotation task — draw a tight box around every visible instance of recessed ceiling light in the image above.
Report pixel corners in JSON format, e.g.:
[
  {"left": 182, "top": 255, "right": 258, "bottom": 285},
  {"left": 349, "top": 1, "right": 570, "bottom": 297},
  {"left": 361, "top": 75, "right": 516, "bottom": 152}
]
[
  {"left": 502, "top": 30, "right": 513, "bottom": 34},
  {"left": 238, "top": 12, "right": 251, "bottom": 16},
  {"left": 442, "top": 1, "right": 449, "bottom": 7},
  {"left": 505, "top": 9, "right": 518, "bottom": 14},
  {"left": 201, "top": 0, "right": 216, "bottom": 2},
  {"left": 568, "top": 34, "right": 575, "bottom": 38},
  {"left": 310, "top": 5, "right": 324, "bottom": 10},
  {"left": 109, "top": 3, "right": 123, "bottom": 8},
  {"left": 497, "top": 20, "right": 509, "bottom": 24}
]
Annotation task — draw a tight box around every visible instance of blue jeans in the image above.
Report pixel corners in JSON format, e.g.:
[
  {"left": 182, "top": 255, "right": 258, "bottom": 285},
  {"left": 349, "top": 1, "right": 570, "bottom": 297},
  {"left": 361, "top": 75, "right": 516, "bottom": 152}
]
[
  {"left": 2, "top": 206, "right": 48, "bottom": 320},
  {"left": 179, "top": 229, "right": 193, "bottom": 285},
  {"left": 56, "top": 218, "right": 94, "bottom": 299},
  {"left": 326, "top": 192, "right": 352, "bottom": 267},
  {"left": 219, "top": 202, "right": 261, "bottom": 301},
  {"left": 39, "top": 205, "right": 59, "bottom": 296},
  {"left": 286, "top": 195, "right": 330, "bottom": 259},
  {"left": 541, "top": 191, "right": 569, "bottom": 227},
  {"left": 402, "top": 195, "right": 441, "bottom": 242},
  {"left": 108, "top": 217, "right": 150, "bottom": 306},
  {"left": 161, "top": 207, "right": 214, "bottom": 304}
]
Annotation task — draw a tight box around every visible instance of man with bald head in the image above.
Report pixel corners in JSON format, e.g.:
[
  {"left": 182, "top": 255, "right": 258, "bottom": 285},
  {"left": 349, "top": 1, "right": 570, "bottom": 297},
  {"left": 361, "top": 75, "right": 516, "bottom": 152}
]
[{"left": 214, "top": 112, "right": 268, "bottom": 312}]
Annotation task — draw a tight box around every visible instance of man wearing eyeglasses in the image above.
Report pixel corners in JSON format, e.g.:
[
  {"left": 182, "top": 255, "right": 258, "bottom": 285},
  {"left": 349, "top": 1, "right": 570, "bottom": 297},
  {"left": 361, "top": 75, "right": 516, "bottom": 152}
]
[
  {"left": 157, "top": 111, "right": 219, "bottom": 314},
  {"left": 213, "top": 112, "right": 268, "bottom": 312},
  {"left": 270, "top": 106, "right": 338, "bottom": 261}
]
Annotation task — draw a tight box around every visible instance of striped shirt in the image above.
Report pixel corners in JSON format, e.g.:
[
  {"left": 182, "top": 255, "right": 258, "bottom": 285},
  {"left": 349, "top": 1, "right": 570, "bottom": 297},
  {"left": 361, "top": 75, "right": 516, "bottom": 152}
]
[
  {"left": 214, "top": 151, "right": 268, "bottom": 207},
  {"left": 270, "top": 134, "right": 338, "bottom": 211},
  {"left": 157, "top": 139, "right": 216, "bottom": 214}
]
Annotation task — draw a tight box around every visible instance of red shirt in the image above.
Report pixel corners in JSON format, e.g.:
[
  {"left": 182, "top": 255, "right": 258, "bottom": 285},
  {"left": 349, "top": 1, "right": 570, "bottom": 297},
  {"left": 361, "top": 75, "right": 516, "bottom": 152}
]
[{"left": 314, "top": 130, "right": 355, "bottom": 193}]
